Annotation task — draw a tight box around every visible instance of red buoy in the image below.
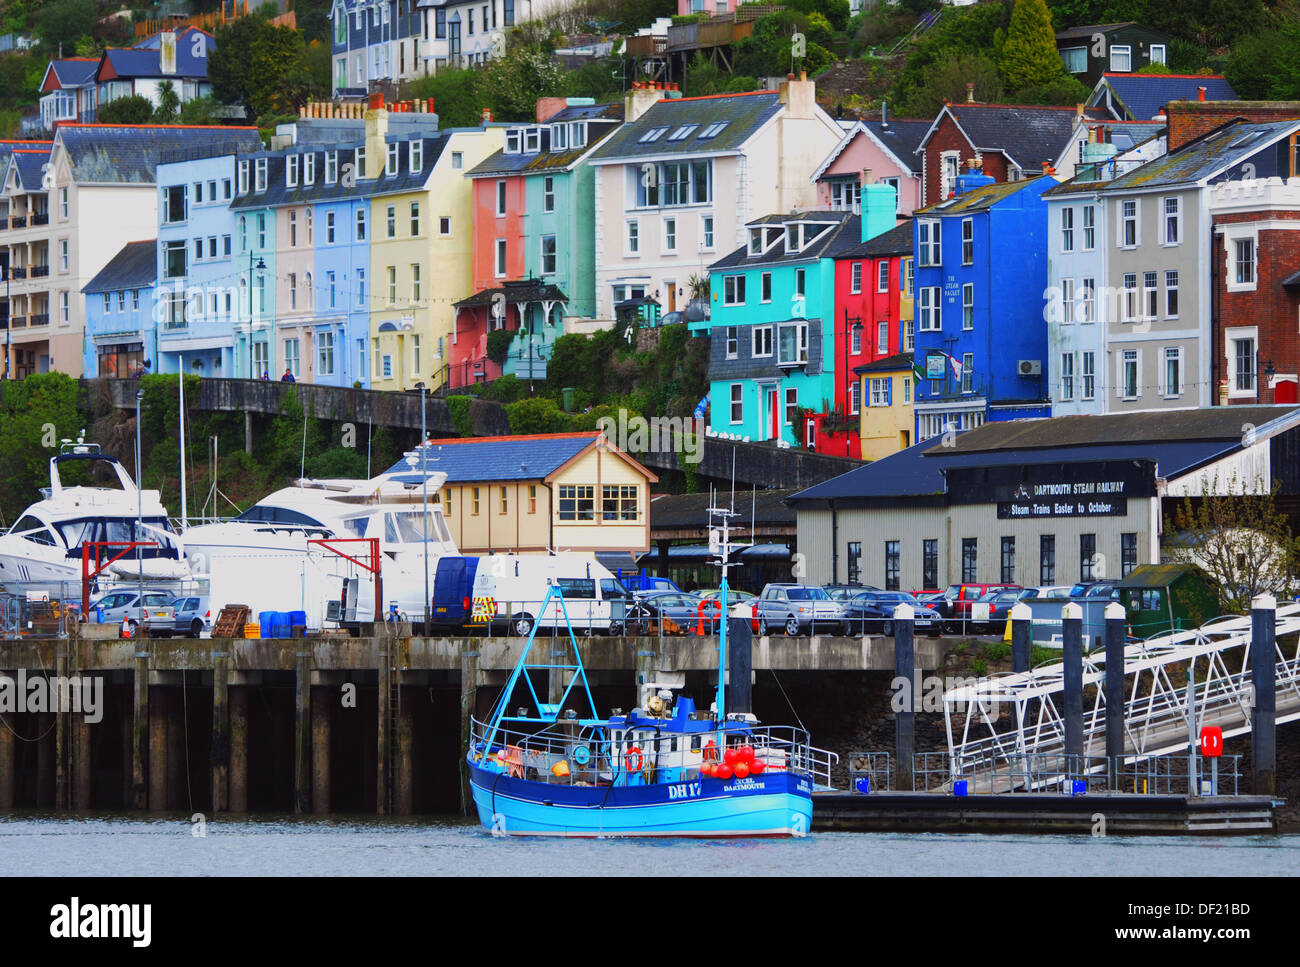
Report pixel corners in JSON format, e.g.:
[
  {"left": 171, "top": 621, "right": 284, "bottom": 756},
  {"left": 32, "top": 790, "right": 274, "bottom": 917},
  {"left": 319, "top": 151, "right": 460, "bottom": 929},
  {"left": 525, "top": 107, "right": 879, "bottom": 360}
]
[
  {"left": 751, "top": 759, "right": 766, "bottom": 775},
  {"left": 716, "top": 763, "right": 733, "bottom": 780},
  {"left": 724, "top": 747, "right": 739, "bottom": 766},
  {"left": 733, "top": 761, "right": 750, "bottom": 779}
]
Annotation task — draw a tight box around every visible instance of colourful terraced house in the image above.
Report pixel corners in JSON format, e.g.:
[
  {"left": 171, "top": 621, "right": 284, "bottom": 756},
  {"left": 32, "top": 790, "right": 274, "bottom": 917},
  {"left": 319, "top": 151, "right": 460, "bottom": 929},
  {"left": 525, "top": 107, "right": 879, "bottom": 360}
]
[{"left": 451, "top": 98, "right": 623, "bottom": 388}]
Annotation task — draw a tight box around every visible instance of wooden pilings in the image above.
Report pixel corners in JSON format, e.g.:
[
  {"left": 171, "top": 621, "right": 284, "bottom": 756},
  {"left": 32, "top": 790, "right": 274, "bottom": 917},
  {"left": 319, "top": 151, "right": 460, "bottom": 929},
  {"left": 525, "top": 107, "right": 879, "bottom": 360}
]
[
  {"left": 0, "top": 703, "right": 13, "bottom": 810},
  {"left": 377, "top": 647, "right": 390, "bottom": 815},
  {"left": 311, "top": 684, "right": 330, "bottom": 815},
  {"left": 229, "top": 686, "right": 248, "bottom": 812},
  {"left": 459, "top": 649, "right": 479, "bottom": 816},
  {"left": 132, "top": 652, "right": 148, "bottom": 809},
  {"left": 211, "top": 654, "right": 229, "bottom": 811},
  {"left": 294, "top": 652, "right": 311, "bottom": 814}
]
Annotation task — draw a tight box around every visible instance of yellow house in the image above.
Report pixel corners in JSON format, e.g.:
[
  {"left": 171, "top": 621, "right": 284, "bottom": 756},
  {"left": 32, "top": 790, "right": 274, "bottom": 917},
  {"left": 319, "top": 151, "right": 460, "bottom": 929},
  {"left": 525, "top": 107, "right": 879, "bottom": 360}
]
[
  {"left": 365, "top": 103, "right": 504, "bottom": 390},
  {"left": 403, "top": 431, "right": 658, "bottom": 566},
  {"left": 856, "top": 351, "right": 916, "bottom": 460}
]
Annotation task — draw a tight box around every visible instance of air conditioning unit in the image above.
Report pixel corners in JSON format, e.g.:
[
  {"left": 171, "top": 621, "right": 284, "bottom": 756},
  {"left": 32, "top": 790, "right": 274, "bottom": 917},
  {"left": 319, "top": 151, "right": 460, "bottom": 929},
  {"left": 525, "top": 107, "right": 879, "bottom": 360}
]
[{"left": 1018, "top": 359, "right": 1042, "bottom": 376}]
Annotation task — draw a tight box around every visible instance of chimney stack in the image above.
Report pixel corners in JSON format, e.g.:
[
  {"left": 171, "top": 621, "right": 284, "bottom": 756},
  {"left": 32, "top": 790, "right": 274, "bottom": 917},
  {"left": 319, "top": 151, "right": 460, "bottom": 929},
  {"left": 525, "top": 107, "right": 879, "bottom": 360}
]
[
  {"left": 966, "top": 82, "right": 975, "bottom": 104},
  {"left": 364, "top": 95, "right": 388, "bottom": 181},
  {"left": 623, "top": 82, "right": 666, "bottom": 123},
  {"left": 160, "top": 30, "right": 177, "bottom": 75}
]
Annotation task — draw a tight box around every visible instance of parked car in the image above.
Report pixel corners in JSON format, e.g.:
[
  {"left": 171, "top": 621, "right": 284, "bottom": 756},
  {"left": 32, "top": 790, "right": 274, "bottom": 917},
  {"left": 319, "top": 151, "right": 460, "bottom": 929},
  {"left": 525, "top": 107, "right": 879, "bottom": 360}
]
[
  {"left": 1068, "top": 581, "right": 1119, "bottom": 600},
  {"left": 754, "top": 584, "right": 848, "bottom": 636},
  {"left": 975, "top": 588, "right": 1030, "bottom": 633},
  {"left": 843, "top": 590, "right": 942, "bottom": 636},
  {"left": 626, "top": 591, "right": 719, "bottom": 635},
  {"left": 90, "top": 588, "right": 176, "bottom": 636},
  {"left": 934, "top": 583, "right": 1022, "bottom": 632},
  {"left": 1021, "top": 586, "right": 1072, "bottom": 600},
  {"left": 170, "top": 594, "right": 210, "bottom": 638},
  {"left": 471, "top": 554, "right": 626, "bottom": 635},
  {"left": 825, "top": 584, "right": 881, "bottom": 604},
  {"left": 697, "top": 589, "right": 760, "bottom": 632},
  {"left": 616, "top": 571, "right": 680, "bottom": 595}
]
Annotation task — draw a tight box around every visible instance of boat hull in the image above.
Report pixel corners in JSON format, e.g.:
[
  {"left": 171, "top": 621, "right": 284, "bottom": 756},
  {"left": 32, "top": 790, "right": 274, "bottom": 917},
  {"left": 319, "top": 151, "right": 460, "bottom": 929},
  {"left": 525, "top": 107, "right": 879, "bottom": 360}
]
[{"left": 468, "top": 761, "right": 813, "bottom": 838}]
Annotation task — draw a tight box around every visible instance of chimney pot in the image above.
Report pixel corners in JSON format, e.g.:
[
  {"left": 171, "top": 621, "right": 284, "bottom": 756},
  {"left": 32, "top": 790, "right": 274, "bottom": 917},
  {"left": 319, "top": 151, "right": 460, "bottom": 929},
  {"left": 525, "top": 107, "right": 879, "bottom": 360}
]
[
  {"left": 1198, "top": 85, "right": 1207, "bottom": 101},
  {"left": 368, "top": 92, "right": 385, "bottom": 111},
  {"left": 800, "top": 70, "right": 806, "bottom": 82},
  {"left": 787, "top": 72, "right": 795, "bottom": 81},
  {"left": 966, "top": 82, "right": 975, "bottom": 104}
]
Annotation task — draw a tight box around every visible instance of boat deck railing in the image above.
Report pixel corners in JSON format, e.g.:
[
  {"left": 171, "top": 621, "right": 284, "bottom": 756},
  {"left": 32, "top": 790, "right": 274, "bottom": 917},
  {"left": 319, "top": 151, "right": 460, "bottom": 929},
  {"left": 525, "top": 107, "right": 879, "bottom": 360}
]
[{"left": 470, "top": 716, "right": 838, "bottom": 789}]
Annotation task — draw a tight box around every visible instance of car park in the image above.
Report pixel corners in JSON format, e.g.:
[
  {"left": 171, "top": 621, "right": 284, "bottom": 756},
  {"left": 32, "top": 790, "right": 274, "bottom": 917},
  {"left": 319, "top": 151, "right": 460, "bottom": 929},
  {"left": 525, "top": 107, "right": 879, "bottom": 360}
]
[
  {"left": 626, "top": 591, "right": 719, "bottom": 635},
  {"left": 89, "top": 588, "right": 176, "bottom": 636},
  {"left": 934, "top": 583, "right": 1022, "bottom": 633},
  {"left": 754, "top": 584, "right": 848, "bottom": 636},
  {"left": 843, "top": 590, "right": 941, "bottom": 636},
  {"left": 824, "top": 584, "right": 881, "bottom": 604}
]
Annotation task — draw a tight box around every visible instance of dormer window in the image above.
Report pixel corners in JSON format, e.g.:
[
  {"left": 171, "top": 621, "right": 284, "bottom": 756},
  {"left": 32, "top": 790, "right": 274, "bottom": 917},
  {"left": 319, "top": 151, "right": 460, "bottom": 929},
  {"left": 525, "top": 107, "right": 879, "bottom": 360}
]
[
  {"left": 355, "top": 146, "right": 365, "bottom": 176},
  {"left": 748, "top": 227, "right": 763, "bottom": 256},
  {"left": 325, "top": 151, "right": 338, "bottom": 184},
  {"left": 638, "top": 126, "right": 668, "bottom": 143},
  {"left": 304, "top": 153, "right": 315, "bottom": 185},
  {"left": 803, "top": 223, "right": 828, "bottom": 245},
  {"left": 386, "top": 142, "right": 399, "bottom": 175},
  {"left": 551, "top": 124, "right": 567, "bottom": 151},
  {"left": 409, "top": 139, "right": 422, "bottom": 174},
  {"left": 668, "top": 124, "right": 698, "bottom": 141},
  {"left": 238, "top": 159, "right": 249, "bottom": 194},
  {"left": 254, "top": 158, "right": 267, "bottom": 192},
  {"left": 286, "top": 154, "right": 299, "bottom": 187},
  {"left": 523, "top": 128, "right": 541, "bottom": 153},
  {"left": 785, "top": 224, "right": 800, "bottom": 252},
  {"left": 506, "top": 130, "right": 521, "bottom": 153},
  {"left": 570, "top": 121, "right": 586, "bottom": 147}
]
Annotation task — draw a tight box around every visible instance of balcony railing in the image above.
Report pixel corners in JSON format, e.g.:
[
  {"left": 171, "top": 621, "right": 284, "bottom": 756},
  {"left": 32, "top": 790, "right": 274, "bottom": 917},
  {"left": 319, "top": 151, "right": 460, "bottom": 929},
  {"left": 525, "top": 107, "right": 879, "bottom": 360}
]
[
  {"left": 29, "top": 313, "right": 48, "bottom": 327},
  {"left": 30, "top": 265, "right": 49, "bottom": 278},
  {"left": 9, "top": 216, "right": 26, "bottom": 229},
  {"left": 32, "top": 212, "right": 48, "bottom": 226},
  {"left": 624, "top": 34, "right": 666, "bottom": 57},
  {"left": 9, "top": 315, "right": 26, "bottom": 328},
  {"left": 10, "top": 266, "right": 26, "bottom": 279}
]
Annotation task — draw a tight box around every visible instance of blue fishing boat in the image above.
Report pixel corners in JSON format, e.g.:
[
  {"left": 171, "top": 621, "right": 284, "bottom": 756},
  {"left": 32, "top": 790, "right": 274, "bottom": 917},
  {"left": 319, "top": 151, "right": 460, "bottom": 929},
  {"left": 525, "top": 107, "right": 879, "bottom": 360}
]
[{"left": 466, "top": 505, "right": 836, "bottom": 837}]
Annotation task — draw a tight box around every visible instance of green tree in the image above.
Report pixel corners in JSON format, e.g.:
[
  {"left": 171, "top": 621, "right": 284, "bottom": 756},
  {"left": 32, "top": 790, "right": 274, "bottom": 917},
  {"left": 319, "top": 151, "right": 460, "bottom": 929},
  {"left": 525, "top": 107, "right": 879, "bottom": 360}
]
[
  {"left": 209, "top": 15, "right": 317, "bottom": 119},
  {"left": 896, "top": 53, "right": 1004, "bottom": 118},
  {"left": 408, "top": 68, "right": 485, "bottom": 129},
  {"left": 505, "top": 397, "right": 572, "bottom": 435},
  {"left": 0, "top": 374, "right": 83, "bottom": 527},
  {"left": 1010, "top": 72, "right": 1090, "bottom": 105},
  {"left": 153, "top": 80, "right": 181, "bottom": 124},
  {"left": 35, "top": 0, "right": 97, "bottom": 54},
  {"left": 1225, "top": 22, "right": 1300, "bottom": 101},
  {"left": 179, "top": 95, "right": 220, "bottom": 125},
  {"left": 999, "top": 0, "right": 1062, "bottom": 92},
  {"left": 98, "top": 94, "right": 157, "bottom": 124}
]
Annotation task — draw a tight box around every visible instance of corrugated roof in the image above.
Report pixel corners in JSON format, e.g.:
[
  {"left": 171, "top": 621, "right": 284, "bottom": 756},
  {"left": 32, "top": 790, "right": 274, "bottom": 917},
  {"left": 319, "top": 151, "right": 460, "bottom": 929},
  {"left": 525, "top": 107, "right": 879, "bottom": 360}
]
[
  {"left": 1098, "top": 74, "right": 1237, "bottom": 122},
  {"left": 385, "top": 432, "right": 602, "bottom": 483},
  {"left": 1101, "top": 119, "right": 1300, "bottom": 191},
  {"left": 589, "top": 91, "right": 783, "bottom": 163},
  {"left": 83, "top": 240, "right": 157, "bottom": 293},
  {"left": 56, "top": 125, "right": 261, "bottom": 184}
]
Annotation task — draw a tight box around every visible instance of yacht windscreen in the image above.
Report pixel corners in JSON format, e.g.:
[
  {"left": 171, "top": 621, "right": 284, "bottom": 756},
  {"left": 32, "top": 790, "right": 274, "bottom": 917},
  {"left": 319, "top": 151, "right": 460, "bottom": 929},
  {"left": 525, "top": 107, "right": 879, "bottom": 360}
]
[
  {"left": 384, "top": 511, "right": 452, "bottom": 544},
  {"left": 235, "top": 506, "right": 326, "bottom": 527},
  {"left": 58, "top": 459, "right": 129, "bottom": 491}
]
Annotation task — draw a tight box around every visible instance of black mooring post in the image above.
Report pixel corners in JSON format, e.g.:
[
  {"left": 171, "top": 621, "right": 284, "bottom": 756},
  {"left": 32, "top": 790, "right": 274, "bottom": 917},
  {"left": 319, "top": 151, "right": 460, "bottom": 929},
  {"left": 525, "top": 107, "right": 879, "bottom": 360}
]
[
  {"left": 1104, "top": 602, "right": 1126, "bottom": 786},
  {"left": 1251, "top": 594, "right": 1277, "bottom": 797},
  {"left": 1011, "top": 602, "right": 1031, "bottom": 673},
  {"left": 1062, "top": 603, "right": 1084, "bottom": 763},
  {"left": 727, "top": 616, "right": 753, "bottom": 716},
  {"left": 894, "top": 603, "right": 915, "bottom": 791}
]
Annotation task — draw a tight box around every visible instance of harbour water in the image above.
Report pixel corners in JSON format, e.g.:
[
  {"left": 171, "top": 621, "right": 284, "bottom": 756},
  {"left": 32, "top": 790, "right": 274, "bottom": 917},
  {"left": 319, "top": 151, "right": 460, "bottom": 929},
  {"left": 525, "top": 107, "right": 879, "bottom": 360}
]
[{"left": 1, "top": 813, "right": 1297, "bottom": 876}]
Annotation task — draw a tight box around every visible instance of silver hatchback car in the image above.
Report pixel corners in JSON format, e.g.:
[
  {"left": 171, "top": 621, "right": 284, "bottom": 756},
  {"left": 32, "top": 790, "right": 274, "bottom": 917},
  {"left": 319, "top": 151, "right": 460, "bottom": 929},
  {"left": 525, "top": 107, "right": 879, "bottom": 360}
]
[{"left": 755, "top": 584, "right": 848, "bottom": 636}]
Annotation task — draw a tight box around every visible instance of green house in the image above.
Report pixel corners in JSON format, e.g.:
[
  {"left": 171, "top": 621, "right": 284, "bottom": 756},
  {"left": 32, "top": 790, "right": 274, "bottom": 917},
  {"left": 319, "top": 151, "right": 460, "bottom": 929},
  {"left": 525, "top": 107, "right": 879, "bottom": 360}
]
[{"left": 1115, "top": 564, "right": 1218, "bottom": 638}]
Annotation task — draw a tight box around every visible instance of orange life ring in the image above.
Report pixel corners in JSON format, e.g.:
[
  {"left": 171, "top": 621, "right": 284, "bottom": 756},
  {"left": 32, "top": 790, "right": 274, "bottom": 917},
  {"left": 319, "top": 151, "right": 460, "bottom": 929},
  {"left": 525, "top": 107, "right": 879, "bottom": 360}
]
[
  {"left": 697, "top": 597, "right": 722, "bottom": 619},
  {"left": 625, "top": 746, "right": 644, "bottom": 772}
]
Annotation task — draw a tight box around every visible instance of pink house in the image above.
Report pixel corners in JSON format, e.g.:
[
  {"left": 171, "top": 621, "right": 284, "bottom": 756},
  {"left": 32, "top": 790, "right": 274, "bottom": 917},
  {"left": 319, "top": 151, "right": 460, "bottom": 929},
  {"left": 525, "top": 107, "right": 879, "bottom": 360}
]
[
  {"left": 677, "top": 0, "right": 737, "bottom": 14},
  {"left": 812, "top": 113, "right": 929, "bottom": 218}
]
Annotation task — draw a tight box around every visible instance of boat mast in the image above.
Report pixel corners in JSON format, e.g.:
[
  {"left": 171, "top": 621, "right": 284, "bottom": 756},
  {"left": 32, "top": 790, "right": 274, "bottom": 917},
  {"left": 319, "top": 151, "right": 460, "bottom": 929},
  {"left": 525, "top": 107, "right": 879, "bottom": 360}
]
[{"left": 178, "top": 355, "right": 187, "bottom": 530}]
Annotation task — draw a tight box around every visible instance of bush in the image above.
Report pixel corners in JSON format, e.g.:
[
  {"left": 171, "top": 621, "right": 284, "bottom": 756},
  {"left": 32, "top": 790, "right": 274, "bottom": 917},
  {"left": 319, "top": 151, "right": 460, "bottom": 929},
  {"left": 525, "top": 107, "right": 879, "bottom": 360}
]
[
  {"left": 1009, "top": 73, "right": 1090, "bottom": 106},
  {"left": 446, "top": 395, "right": 475, "bottom": 437},
  {"left": 486, "top": 328, "right": 516, "bottom": 365},
  {"left": 97, "top": 95, "right": 156, "bottom": 124},
  {"left": 478, "top": 374, "right": 529, "bottom": 404},
  {"left": 506, "top": 397, "right": 573, "bottom": 435}
]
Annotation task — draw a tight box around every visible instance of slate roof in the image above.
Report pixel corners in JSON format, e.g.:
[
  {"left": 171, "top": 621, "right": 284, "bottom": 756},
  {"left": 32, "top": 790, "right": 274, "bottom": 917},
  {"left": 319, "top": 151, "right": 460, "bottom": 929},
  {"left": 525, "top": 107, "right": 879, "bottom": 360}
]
[
  {"left": 649, "top": 489, "right": 797, "bottom": 530},
  {"left": 836, "top": 219, "right": 913, "bottom": 260},
  {"left": 467, "top": 103, "right": 623, "bottom": 177},
  {"left": 926, "top": 104, "right": 1099, "bottom": 172},
  {"left": 455, "top": 280, "right": 569, "bottom": 308},
  {"left": 854, "top": 351, "right": 913, "bottom": 375},
  {"left": 83, "top": 240, "right": 157, "bottom": 294},
  {"left": 384, "top": 432, "right": 603, "bottom": 483},
  {"left": 55, "top": 125, "right": 262, "bottom": 184},
  {"left": 915, "top": 175, "right": 1050, "bottom": 215},
  {"left": 45, "top": 58, "right": 99, "bottom": 89},
  {"left": 1099, "top": 119, "right": 1300, "bottom": 192},
  {"left": 789, "top": 406, "right": 1300, "bottom": 506},
  {"left": 230, "top": 134, "right": 452, "bottom": 210},
  {"left": 709, "top": 211, "right": 862, "bottom": 271},
  {"left": 1054, "top": 22, "right": 1141, "bottom": 40},
  {"left": 1094, "top": 73, "right": 1238, "bottom": 122},
  {"left": 99, "top": 41, "right": 211, "bottom": 81},
  {"left": 589, "top": 91, "right": 783, "bottom": 163},
  {"left": 134, "top": 26, "right": 213, "bottom": 51},
  {"left": 11, "top": 148, "right": 50, "bottom": 190},
  {"left": 860, "top": 119, "right": 929, "bottom": 172}
]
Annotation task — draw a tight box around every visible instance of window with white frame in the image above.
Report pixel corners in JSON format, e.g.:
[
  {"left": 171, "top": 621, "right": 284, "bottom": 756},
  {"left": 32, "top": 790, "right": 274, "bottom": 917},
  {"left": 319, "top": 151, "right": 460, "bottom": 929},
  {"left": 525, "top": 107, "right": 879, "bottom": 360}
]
[
  {"left": 1150, "top": 44, "right": 1166, "bottom": 65},
  {"left": 1123, "top": 273, "right": 1138, "bottom": 322},
  {"left": 1230, "top": 332, "right": 1257, "bottom": 394},
  {"left": 876, "top": 321, "right": 887, "bottom": 354},
  {"left": 1144, "top": 271, "right": 1158, "bottom": 321},
  {"left": 877, "top": 261, "right": 889, "bottom": 293},
  {"left": 701, "top": 215, "right": 714, "bottom": 249},
  {"left": 725, "top": 326, "right": 738, "bottom": 359},
  {"left": 1082, "top": 351, "right": 1096, "bottom": 400},
  {"left": 1061, "top": 278, "right": 1075, "bottom": 324},
  {"left": 325, "top": 152, "right": 337, "bottom": 184},
  {"left": 664, "top": 217, "right": 677, "bottom": 252},
  {"left": 850, "top": 263, "right": 861, "bottom": 294},
  {"left": 760, "top": 272, "right": 772, "bottom": 303},
  {"left": 918, "top": 286, "right": 940, "bottom": 330},
  {"left": 1110, "top": 45, "right": 1132, "bottom": 72},
  {"left": 723, "top": 275, "right": 745, "bottom": 306},
  {"left": 1121, "top": 349, "right": 1140, "bottom": 399},
  {"left": 1235, "top": 238, "right": 1256, "bottom": 285},
  {"left": 830, "top": 179, "right": 859, "bottom": 211},
  {"left": 543, "top": 176, "right": 554, "bottom": 212},
  {"left": 1163, "top": 197, "right": 1180, "bottom": 244},
  {"left": 961, "top": 283, "right": 974, "bottom": 330},
  {"left": 626, "top": 220, "right": 639, "bottom": 255},
  {"left": 1165, "top": 270, "right": 1179, "bottom": 317},
  {"left": 1082, "top": 205, "right": 1095, "bottom": 250},
  {"left": 495, "top": 239, "right": 506, "bottom": 277},
  {"left": 784, "top": 387, "right": 799, "bottom": 426},
  {"left": 752, "top": 326, "right": 772, "bottom": 357},
  {"left": 284, "top": 338, "right": 300, "bottom": 378},
  {"left": 869, "top": 377, "right": 890, "bottom": 407},
  {"left": 541, "top": 235, "right": 557, "bottom": 275},
  {"left": 1082, "top": 277, "right": 1096, "bottom": 322},
  {"left": 1162, "top": 346, "right": 1182, "bottom": 397},
  {"left": 318, "top": 331, "right": 335, "bottom": 376},
  {"left": 918, "top": 220, "right": 941, "bottom": 266},
  {"left": 496, "top": 180, "right": 507, "bottom": 216},
  {"left": 1061, "top": 46, "right": 1087, "bottom": 73},
  {"left": 777, "top": 321, "right": 808, "bottom": 366},
  {"left": 1061, "top": 207, "right": 1074, "bottom": 252},
  {"left": 1060, "top": 352, "right": 1075, "bottom": 400},
  {"left": 729, "top": 383, "right": 743, "bottom": 423},
  {"left": 1120, "top": 199, "right": 1138, "bottom": 247},
  {"left": 849, "top": 380, "right": 861, "bottom": 415}
]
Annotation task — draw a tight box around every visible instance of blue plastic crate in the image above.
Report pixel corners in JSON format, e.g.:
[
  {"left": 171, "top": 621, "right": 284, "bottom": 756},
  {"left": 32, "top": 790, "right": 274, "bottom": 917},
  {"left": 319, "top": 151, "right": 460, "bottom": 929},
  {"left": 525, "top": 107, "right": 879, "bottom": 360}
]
[
  {"left": 854, "top": 776, "right": 871, "bottom": 795},
  {"left": 953, "top": 779, "right": 969, "bottom": 797}
]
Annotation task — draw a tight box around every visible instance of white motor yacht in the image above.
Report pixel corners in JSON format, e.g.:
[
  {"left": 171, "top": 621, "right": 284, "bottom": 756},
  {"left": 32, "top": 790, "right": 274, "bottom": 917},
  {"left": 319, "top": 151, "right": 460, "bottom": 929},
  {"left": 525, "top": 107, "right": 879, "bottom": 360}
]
[{"left": 0, "top": 442, "right": 190, "bottom": 592}]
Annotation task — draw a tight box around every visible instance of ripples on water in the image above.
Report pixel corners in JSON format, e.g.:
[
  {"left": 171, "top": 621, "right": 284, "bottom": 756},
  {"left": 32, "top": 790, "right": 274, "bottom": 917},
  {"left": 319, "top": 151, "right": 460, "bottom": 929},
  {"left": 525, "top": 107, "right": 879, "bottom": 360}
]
[{"left": 0, "top": 813, "right": 1296, "bottom": 876}]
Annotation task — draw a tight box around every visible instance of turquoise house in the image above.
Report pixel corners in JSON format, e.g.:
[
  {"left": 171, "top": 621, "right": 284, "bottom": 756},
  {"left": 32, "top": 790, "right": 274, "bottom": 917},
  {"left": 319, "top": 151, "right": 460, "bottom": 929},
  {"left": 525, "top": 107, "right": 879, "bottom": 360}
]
[
  {"left": 697, "top": 184, "right": 898, "bottom": 448},
  {"left": 231, "top": 153, "right": 279, "bottom": 379}
]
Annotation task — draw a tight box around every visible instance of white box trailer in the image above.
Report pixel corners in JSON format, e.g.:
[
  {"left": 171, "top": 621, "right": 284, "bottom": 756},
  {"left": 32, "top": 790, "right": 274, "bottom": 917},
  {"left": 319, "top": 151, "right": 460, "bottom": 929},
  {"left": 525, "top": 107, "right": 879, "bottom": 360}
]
[{"left": 470, "top": 553, "right": 628, "bottom": 636}]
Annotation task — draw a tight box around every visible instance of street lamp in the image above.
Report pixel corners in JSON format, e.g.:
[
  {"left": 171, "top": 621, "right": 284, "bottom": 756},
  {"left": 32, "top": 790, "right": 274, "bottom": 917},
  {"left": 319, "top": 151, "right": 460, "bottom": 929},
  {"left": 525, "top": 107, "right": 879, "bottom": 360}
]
[
  {"left": 247, "top": 255, "right": 266, "bottom": 379},
  {"left": 135, "top": 387, "right": 144, "bottom": 633},
  {"left": 843, "top": 309, "right": 863, "bottom": 423}
]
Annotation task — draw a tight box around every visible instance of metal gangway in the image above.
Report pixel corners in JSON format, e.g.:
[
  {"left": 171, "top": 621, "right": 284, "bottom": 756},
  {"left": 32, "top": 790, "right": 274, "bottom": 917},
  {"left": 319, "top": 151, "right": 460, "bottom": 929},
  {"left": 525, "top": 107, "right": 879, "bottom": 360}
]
[{"left": 943, "top": 603, "right": 1300, "bottom": 789}]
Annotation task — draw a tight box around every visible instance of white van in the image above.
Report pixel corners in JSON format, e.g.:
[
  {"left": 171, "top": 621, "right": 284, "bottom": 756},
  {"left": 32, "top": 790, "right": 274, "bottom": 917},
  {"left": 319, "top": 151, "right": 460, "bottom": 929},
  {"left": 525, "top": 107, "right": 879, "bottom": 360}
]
[{"left": 470, "top": 553, "right": 629, "bottom": 636}]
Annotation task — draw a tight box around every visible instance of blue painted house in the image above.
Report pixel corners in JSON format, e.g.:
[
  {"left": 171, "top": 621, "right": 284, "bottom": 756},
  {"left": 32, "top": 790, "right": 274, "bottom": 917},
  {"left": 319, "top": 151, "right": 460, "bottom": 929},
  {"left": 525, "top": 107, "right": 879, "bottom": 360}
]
[
  {"left": 83, "top": 240, "right": 157, "bottom": 377},
  {"left": 231, "top": 153, "right": 279, "bottom": 379},
  {"left": 154, "top": 151, "right": 242, "bottom": 378},
  {"left": 313, "top": 193, "right": 372, "bottom": 387},
  {"left": 331, "top": 0, "right": 422, "bottom": 96},
  {"left": 911, "top": 173, "right": 1056, "bottom": 442}
]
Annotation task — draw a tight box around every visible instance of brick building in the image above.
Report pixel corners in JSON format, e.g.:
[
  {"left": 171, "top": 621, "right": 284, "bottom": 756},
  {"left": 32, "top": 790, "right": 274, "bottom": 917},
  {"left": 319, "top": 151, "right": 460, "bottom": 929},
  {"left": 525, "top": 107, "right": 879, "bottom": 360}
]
[
  {"left": 915, "top": 101, "right": 1096, "bottom": 206},
  {"left": 1210, "top": 177, "right": 1300, "bottom": 405},
  {"left": 1165, "top": 100, "right": 1300, "bottom": 151}
]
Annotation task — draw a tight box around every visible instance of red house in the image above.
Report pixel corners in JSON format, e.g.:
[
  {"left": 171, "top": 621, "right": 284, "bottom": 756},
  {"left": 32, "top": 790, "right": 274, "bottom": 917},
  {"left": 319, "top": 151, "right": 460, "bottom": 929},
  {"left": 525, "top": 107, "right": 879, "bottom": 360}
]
[
  {"left": 821, "top": 220, "right": 914, "bottom": 458},
  {"left": 1210, "top": 178, "right": 1300, "bottom": 406},
  {"left": 916, "top": 100, "right": 1094, "bottom": 206}
]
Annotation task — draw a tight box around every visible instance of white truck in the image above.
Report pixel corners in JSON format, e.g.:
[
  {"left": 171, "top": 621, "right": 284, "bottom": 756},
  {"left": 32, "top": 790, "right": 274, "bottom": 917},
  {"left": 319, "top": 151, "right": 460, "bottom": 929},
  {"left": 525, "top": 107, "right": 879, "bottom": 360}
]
[{"left": 470, "top": 553, "right": 629, "bottom": 636}]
